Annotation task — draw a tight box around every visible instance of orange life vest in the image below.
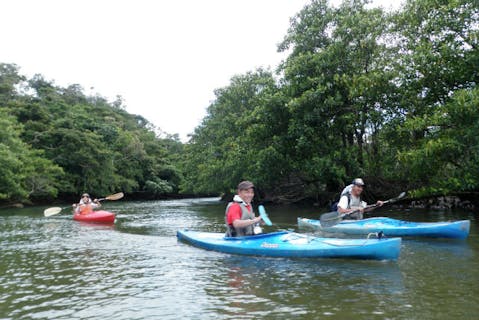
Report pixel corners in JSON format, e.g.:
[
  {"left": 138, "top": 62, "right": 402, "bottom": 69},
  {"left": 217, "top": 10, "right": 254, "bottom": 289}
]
[{"left": 78, "top": 203, "right": 93, "bottom": 215}]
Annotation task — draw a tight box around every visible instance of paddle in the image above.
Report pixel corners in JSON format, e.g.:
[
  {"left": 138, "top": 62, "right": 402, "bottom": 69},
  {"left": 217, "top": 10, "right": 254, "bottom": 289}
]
[
  {"left": 258, "top": 205, "right": 273, "bottom": 226},
  {"left": 43, "top": 192, "right": 124, "bottom": 217},
  {"left": 320, "top": 192, "right": 406, "bottom": 227}
]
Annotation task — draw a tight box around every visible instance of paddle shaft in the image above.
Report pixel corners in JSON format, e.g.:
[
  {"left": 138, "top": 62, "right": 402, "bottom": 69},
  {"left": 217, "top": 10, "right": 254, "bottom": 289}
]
[
  {"left": 320, "top": 192, "right": 406, "bottom": 227},
  {"left": 337, "top": 202, "right": 381, "bottom": 220},
  {"left": 341, "top": 192, "right": 405, "bottom": 217}
]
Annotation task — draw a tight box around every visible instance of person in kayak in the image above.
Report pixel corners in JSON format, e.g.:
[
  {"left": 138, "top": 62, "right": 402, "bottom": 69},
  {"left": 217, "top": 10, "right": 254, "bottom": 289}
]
[
  {"left": 225, "top": 181, "right": 263, "bottom": 237},
  {"left": 72, "top": 193, "right": 101, "bottom": 215},
  {"left": 337, "top": 178, "right": 383, "bottom": 219}
]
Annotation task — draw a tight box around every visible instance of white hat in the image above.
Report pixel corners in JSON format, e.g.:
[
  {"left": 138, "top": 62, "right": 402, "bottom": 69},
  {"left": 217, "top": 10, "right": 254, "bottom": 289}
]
[{"left": 352, "top": 178, "right": 365, "bottom": 186}]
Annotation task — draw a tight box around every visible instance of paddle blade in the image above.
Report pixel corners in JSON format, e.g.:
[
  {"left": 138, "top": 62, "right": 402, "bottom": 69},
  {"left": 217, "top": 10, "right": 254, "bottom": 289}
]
[
  {"left": 258, "top": 205, "right": 273, "bottom": 226},
  {"left": 44, "top": 207, "right": 62, "bottom": 217},
  {"left": 319, "top": 211, "right": 342, "bottom": 228},
  {"left": 385, "top": 192, "right": 407, "bottom": 204},
  {"left": 104, "top": 192, "right": 124, "bottom": 201},
  {"left": 396, "top": 192, "right": 406, "bottom": 200}
]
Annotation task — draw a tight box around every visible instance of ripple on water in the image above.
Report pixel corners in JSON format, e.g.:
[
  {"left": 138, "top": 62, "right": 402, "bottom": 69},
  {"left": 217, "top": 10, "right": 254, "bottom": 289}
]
[{"left": 1, "top": 200, "right": 479, "bottom": 319}]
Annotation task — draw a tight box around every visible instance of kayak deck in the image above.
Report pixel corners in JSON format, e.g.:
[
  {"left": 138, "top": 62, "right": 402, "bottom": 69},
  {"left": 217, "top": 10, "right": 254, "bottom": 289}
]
[
  {"left": 177, "top": 230, "right": 401, "bottom": 260},
  {"left": 298, "top": 217, "right": 470, "bottom": 239}
]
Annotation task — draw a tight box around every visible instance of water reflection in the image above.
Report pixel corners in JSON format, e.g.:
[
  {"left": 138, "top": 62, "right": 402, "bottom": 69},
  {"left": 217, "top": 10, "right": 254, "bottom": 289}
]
[
  {"left": 1, "top": 198, "right": 478, "bottom": 319},
  {"left": 201, "top": 255, "right": 406, "bottom": 318}
]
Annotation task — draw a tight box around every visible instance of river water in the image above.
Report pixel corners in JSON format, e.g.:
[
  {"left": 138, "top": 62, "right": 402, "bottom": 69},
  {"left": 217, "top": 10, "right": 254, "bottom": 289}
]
[{"left": 0, "top": 198, "right": 478, "bottom": 319}]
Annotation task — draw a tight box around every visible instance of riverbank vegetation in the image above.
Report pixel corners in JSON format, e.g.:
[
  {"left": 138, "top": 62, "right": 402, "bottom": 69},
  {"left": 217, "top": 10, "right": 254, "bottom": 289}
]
[
  {"left": 1, "top": 0, "right": 478, "bottom": 206},
  {"left": 0, "top": 64, "right": 183, "bottom": 203},
  {"left": 182, "top": 0, "right": 479, "bottom": 204}
]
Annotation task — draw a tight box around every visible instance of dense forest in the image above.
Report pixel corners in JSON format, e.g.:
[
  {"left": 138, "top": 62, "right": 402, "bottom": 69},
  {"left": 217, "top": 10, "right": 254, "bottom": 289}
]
[
  {"left": 182, "top": 0, "right": 479, "bottom": 204},
  {"left": 0, "top": 63, "right": 183, "bottom": 203},
  {"left": 1, "top": 0, "right": 478, "bottom": 207}
]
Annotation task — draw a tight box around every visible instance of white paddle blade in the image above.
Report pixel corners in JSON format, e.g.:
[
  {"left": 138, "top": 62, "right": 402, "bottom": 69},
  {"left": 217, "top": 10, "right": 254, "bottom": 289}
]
[
  {"left": 105, "top": 192, "right": 124, "bottom": 201},
  {"left": 387, "top": 192, "right": 407, "bottom": 204},
  {"left": 44, "top": 207, "right": 62, "bottom": 217}
]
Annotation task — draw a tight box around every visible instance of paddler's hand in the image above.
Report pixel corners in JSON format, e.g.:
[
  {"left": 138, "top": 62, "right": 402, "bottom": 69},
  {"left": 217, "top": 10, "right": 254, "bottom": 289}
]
[
  {"left": 350, "top": 207, "right": 364, "bottom": 214},
  {"left": 376, "top": 200, "right": 384, "bottom": 207},
  {"left": 72, "top": 204, "right": 77, "bottom": 208},
  {"left": 253, "top": 216, "right": 262, "bottom": 225}
]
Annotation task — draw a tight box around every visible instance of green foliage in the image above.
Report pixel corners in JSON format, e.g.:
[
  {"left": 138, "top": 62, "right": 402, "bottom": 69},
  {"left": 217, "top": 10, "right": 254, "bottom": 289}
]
[
  {"left": 398, "top": 87, "right": 479, "bottom": 194},
  {"left": 181, "top": 69, "right": 290, "bottom": 194},
  {"left": 0, "top": 64, "right": 25, "bottom": 104},
  {"left": 182, "top": 0, "right": 479, "bottom": 200},
  {"left": 2, "top": 0, "right": 478, "bottom": 202},
  {"left": 144, "top": 179, "right": 173, "bottom": 195},
  {"left": 0, "top": 109, "right": 63, "bottom": 200},
  {"left": 279, "top": 0, "right": 396, "bottom": 188},
  {"left": 0, "top": 63, "right": 183, "bottom": 202}
]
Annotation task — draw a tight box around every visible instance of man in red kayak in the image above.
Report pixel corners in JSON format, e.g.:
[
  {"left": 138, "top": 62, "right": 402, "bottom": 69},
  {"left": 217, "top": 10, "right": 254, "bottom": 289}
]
[
  {"left": 72, "top": 193, "right": 101, "bottom": 215},
  {"left": 337, "top": 178, "right": 383, "bottom": 219},
  {"left": 225, "top": 181, "right": 263, "bottom": 237}
]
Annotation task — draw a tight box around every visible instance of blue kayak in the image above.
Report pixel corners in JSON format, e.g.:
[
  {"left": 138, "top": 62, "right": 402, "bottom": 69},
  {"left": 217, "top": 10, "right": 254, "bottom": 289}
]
[
  {"left": 298, "top": 217, "right": 470, "bottom": 239},
  {"left": 177, "top": 230, "right": 401, "bottom": 260}
]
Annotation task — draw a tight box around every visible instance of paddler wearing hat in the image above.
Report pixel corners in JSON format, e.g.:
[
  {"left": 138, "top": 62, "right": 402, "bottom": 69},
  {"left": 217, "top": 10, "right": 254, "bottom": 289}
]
[
  {"left": 225, "top": 181, "right": 264, "bottom": 237},
  {"left": 337, "top": 178, "right": 384, "bottom": 220},
  {"left": 72, "top": 193, "right": 101, "bottom": 215}
]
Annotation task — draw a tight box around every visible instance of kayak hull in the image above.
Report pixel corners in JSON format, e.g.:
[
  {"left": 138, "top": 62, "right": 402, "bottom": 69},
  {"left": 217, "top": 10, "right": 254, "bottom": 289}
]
[
  {"left": 177, "top": 230, "right": 401, "bottom": 260},
  {"left": 73, "top": 210, "right": 116, "bottom": 224},
  {"left": 298, "top": 217, "right": 470, "bottom": 239}
]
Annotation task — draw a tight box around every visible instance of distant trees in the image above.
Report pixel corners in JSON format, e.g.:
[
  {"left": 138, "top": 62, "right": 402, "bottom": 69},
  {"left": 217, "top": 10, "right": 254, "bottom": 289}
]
[
  {"left": 2, "top": 0, "right": 478, "bottom": 204},
  {"left": 0, "top": 63, "right": 183, "bottom": 203}
]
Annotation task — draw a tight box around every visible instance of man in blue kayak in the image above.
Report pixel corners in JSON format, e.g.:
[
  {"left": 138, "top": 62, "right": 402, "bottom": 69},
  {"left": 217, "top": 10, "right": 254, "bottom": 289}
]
[
  {"left": 225, "top": 181, "right": 263, "bottom": 237},
  {"left": 337, "top": 178, "right": 383, "bottom": 219}
]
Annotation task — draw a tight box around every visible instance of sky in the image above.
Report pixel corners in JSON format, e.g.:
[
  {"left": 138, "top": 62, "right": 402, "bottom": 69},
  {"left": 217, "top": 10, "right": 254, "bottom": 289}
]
[{"left": 1, "top": 0, "right": 401, "bottom": 141}]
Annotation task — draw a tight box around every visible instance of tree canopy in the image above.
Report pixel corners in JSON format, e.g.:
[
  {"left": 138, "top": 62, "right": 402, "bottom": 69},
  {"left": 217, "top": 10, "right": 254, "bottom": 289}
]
[
  {"left": 182, "top": 0, "right": 479, "bottom": 202},
  {"left": 1, "top": 0, "right": 478, "bottom": 205},
  {"left": 0, "top": 64, "right": 183, "bottom": 203}
]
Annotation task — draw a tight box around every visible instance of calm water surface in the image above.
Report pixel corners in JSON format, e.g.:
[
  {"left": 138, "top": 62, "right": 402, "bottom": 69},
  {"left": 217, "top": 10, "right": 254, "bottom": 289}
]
[{"left": 1, "top": 198, "right": 478, "bottom": 319}]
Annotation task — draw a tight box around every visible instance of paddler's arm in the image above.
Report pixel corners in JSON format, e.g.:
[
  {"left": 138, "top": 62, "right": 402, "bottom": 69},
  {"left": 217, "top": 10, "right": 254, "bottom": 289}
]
[
  {"left": 72, "top": 203, "right": 81, "bottom": 213},
  {"left": 337, "top": 195, "right": 363, "bottom": 214},
  {"left": 364, "top": 200, "right": 383, "bottom": 212},
  {"left": 232, "top": 216, "right": 262, "bottom": 229},
  {"left": 338, "top": 206, "right": 365, "bottom": 214},
  {"left": 92, "top": 199, "right": 101, "bottom": 208}
]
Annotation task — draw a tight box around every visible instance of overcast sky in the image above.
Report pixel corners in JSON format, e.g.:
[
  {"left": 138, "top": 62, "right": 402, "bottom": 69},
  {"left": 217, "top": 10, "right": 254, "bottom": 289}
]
[{"left": 1, "top": 0, "right": 401, "bottom": 141}]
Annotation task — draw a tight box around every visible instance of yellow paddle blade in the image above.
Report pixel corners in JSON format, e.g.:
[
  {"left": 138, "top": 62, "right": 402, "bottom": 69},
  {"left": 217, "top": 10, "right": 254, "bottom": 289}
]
[
  {"left": 104, "top": 192, "right": 124, "bottom": 201},
  {"left": 44, "top": 207, "right": 63, "bottom": 217}
]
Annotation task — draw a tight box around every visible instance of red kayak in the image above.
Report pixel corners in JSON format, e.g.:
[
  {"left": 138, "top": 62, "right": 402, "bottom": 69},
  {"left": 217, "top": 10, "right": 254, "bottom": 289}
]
[{"left": 73, "top": 210, "right": 115, "bottom": 224}]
